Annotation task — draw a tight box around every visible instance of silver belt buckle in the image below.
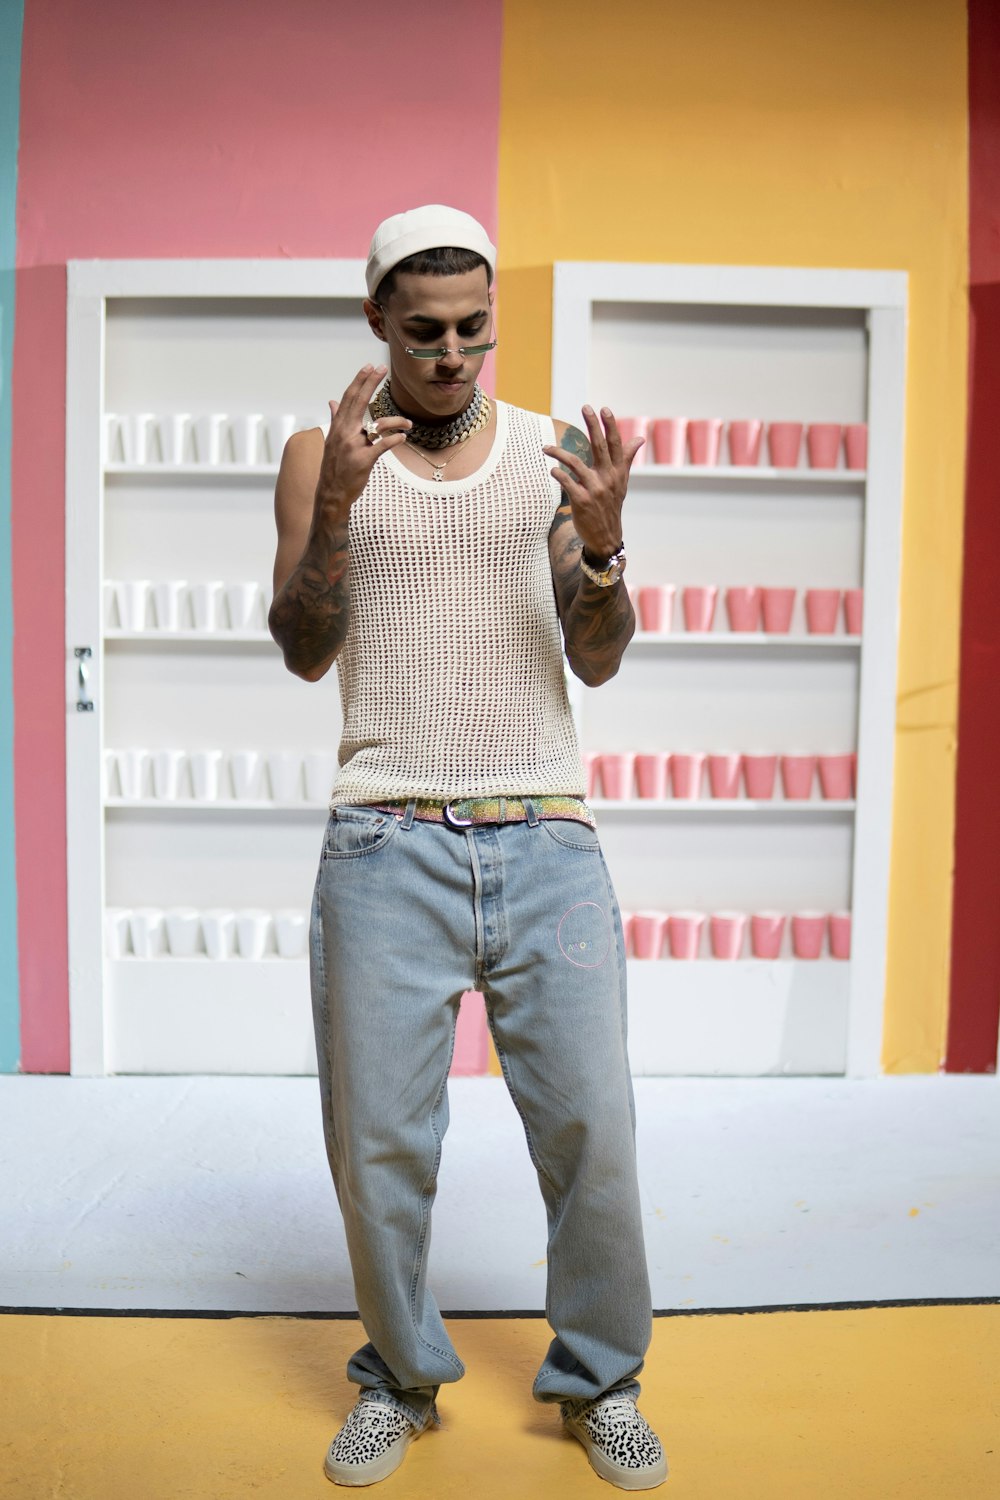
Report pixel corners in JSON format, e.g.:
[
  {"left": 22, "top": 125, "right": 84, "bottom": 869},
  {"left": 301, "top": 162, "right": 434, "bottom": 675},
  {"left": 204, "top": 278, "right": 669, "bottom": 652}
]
[{"left": 443, "top": 800, "right": 474, "bottom": 828}]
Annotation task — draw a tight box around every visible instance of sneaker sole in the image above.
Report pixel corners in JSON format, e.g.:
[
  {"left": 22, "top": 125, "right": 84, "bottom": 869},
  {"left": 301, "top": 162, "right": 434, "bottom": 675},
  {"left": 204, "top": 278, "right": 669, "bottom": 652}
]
[
  {"left": 323, "top": 1425, "right": 417, "bottom": 1487},
  {"left": 564, "top": 1416, "right": 669, "bottom": 1491}
]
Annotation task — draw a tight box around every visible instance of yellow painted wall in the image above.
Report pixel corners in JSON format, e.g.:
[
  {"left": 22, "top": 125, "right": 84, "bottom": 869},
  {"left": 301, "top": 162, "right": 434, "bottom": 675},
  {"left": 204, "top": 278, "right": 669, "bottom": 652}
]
[{"left": 498, "top": 0, "right": 969, "bottom": 1072}]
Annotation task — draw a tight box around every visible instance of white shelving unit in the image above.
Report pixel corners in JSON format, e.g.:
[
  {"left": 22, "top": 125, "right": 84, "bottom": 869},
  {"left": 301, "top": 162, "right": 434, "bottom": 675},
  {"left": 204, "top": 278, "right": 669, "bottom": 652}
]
[
  {"left": 552, "top": 262, "right": 907, "bottom": 1077},
  {"left": 66, "top": 260, "right": 388, "bottom": 1076}
]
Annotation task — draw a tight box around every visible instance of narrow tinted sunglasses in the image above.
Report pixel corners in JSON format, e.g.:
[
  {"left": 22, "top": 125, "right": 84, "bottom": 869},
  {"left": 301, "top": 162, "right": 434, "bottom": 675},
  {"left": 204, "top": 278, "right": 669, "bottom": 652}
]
[{"left": 376, "top": 304, "right": 497, "bottom": 360}]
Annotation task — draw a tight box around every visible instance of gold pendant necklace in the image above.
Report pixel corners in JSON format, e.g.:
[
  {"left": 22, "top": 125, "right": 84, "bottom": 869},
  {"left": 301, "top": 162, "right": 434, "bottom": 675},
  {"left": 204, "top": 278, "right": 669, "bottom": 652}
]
[{"left": 408, "top": 443, "right": 460, "bottom": 482}]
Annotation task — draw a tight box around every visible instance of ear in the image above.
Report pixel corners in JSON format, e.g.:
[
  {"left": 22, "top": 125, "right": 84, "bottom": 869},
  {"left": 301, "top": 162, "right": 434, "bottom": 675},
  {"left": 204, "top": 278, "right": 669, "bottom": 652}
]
[{"left": 363, "top": 298, "right": 387, "bottom": 342}]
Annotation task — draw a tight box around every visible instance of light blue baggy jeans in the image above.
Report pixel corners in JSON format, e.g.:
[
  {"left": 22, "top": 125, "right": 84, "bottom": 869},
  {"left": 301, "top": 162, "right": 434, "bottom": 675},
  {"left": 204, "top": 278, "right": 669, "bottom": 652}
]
[{"left": 309, "top": 798, "right": 653, "bottom": 1430}]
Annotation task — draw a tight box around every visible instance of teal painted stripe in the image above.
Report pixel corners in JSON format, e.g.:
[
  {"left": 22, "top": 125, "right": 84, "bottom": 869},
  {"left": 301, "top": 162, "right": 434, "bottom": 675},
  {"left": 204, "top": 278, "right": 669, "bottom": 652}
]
[{"left": 0, "top": 1, "right": 25, "bottom": 1071}]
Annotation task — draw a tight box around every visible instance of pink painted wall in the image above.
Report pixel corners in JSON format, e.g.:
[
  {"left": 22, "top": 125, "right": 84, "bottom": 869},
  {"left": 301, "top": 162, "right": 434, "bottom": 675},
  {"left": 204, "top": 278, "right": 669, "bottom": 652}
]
[{"left": 13, "top": 0, "right": 502, "bottom": 1068}]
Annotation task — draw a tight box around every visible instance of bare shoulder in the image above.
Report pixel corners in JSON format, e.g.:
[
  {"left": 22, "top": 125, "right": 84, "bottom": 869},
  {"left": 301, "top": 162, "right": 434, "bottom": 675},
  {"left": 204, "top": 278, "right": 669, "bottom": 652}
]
[
  {"left": 552, "top": 418, "right": 593, "bottom": 466},
  {"left": 275, "top": 427, "right": 324, "bottom": 518}
]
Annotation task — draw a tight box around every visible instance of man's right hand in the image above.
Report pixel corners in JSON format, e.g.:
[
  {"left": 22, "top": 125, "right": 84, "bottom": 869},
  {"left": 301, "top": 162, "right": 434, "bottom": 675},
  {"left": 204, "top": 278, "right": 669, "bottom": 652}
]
[
  {"left": 268, "top": 364, "right": 410, "bottom": 682},
  {"left": 316, "top": 364, "right": 411, "bottom": 515}
]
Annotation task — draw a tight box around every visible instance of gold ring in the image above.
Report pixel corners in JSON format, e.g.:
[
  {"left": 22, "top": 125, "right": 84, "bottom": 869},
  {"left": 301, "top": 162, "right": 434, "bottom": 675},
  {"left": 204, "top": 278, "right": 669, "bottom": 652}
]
[{"left": 363, "top": 419, "right": 381, "bottom": 445}]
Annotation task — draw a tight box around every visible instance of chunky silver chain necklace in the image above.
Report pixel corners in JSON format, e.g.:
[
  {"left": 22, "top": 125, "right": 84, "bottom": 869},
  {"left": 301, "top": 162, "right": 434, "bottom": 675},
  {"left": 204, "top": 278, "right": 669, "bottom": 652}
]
[{"left": 370, "top": 381, "right": 489, "bottom": 451}]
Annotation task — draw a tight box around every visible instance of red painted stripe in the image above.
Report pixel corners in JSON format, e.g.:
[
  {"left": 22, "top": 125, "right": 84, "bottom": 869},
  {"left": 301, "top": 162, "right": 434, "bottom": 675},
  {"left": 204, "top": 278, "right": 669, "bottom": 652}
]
[
  {"left": 946, "top": 0, "right": 1000, "bottom": 1072},
  {"left": 13, "top": 0, "right": 502, "bottom": 1070}
]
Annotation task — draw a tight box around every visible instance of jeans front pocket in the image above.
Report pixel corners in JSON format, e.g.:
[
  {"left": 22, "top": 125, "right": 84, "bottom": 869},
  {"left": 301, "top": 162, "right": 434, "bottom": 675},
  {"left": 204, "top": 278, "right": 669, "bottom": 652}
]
[
  {"left": 539, "top": 818, "right": 602, "bottom": 853},
  {"left": 322, "top": 806, "right": 400, "bottom": 860}
]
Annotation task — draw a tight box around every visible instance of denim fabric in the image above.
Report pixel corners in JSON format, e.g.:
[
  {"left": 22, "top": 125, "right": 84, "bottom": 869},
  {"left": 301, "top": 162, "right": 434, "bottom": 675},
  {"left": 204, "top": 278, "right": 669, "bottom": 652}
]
[{"left": 309, "top": 800, "right": 652, "bottom": 1429}]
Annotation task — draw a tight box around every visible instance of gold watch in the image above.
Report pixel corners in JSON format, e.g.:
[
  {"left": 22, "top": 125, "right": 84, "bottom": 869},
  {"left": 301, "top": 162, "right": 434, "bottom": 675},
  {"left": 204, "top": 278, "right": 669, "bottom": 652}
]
[{"left": 580, "top": 545, "right": 627, "bottom": 588}]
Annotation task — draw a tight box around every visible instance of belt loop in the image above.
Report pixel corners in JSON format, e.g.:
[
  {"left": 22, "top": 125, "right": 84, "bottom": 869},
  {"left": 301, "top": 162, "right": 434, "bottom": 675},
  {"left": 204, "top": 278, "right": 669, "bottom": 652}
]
[
  {"left": 523, "top": 796, "right": 539, "bottom": 827},
  {"left": 401, "top": 799, "right": 417, "bottom": 830}
]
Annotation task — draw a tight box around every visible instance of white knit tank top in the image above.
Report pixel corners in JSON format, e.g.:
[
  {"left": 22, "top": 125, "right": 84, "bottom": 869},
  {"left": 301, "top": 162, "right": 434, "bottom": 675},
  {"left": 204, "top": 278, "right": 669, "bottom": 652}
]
[{"left": 330, "top": 400, "right": 584, "bottom": 805}]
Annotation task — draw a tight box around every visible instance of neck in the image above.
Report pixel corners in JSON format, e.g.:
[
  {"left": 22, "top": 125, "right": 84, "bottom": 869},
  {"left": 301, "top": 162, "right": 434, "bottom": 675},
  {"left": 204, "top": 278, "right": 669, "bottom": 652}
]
[{"left": 388, "top": 380, "right": 477, "bottom": 425}]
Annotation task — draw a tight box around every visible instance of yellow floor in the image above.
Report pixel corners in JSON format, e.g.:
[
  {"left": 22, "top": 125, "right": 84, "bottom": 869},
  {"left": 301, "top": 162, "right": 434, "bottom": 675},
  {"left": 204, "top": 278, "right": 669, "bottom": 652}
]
[{"left": 1, "top": 1306, "right": 996, "bottom": 1498}]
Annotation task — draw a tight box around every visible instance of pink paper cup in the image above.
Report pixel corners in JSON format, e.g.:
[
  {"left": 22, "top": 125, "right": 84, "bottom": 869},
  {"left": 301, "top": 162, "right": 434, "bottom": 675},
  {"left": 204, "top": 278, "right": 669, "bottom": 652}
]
[
  {"left": 761, "top": 587, "right": 796, "bottom": 633},
  {"left": 818, "top": 753, "right": 854, "bottom": 800},
  {"left": 710, "top": 912, "right": 747, "bottom": 960},
  {"left": 637, "top": 584, "right": 676, "bottom": 633},
  {"left": 582, "top": 751, "right": 601, "bottom": 799},
  {"left": 780, "top": 754, "right": 817, "bottom": 800},
  {"left": 682, "top": 585, "right": 718, "bottom": 632},
  {"left": 829, "top": 911, "right": 852, "bottom": 960},
  {"left": 599, "top": 752, "right": 635, "bottom": 800},
  {"left": 687, "top": 418, "right": 723, "bottom": 466},
  {"left": 805, "top": 588, "right": 842, "bottom": 634},
  {"left": 844, "top": 423, "right": 868, "bottom": 470},
  {"left": 708, "top": 753, "right": 742, "bottom": 799},
  {"left": 851, "top": 752, "right": 858, "bottom": 795},
  {"left": 751, "top": 912, "right": 786, "bottom": 959},
  {"left": 635, "top": 752, "right": 669, "bottom": 799},
  {"left": 725, "top": 586, "right": 762, "bottom": 632},
  {"left": 743, "top": 754, "right": 778, "bottom": 799},
  {"left": 806, "top": 423, "right": 842, "bottom": 469},
  {"left": 843, "top": 588, "right": 864, "bottom": 636},
  {"left": 670, "top": 752, "right": 706, "bottom": 800},
  {"left": 651, "top": 418, "right": 687, "bottom": 466},
  {"left": 727, "top": 420, "right": 763, "bottom": 466},
  {"left": 792, "top": 912, "right": 826, "bottom": 960},
  {"left": 619, "top": 911, "right": 635, "bottom": 958},
  {"left": 632, "top": 910, "right": 667, "bottom": 960},
  {"left": 667, "top": 911, "right": 705, "bottom": 960},
  {"left": 767, "top": 421, "right": 803, "bottom": 468},
  {"left": 615, "top": 416, "right": 649, "bottom": 460}
]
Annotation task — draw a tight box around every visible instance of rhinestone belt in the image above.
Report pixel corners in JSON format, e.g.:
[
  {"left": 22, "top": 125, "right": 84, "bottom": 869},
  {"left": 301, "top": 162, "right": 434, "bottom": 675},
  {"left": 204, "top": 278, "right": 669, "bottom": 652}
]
[{"left": 348, "top": 795, "right": 596, "bottom": 831}]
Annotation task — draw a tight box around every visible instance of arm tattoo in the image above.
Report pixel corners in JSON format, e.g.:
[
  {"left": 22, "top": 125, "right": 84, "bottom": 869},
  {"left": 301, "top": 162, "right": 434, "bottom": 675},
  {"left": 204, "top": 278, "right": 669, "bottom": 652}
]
[
  {"left": 548, "top": 426, "right": 635, "bottom": 688},
  {"left": 268, "top": 517, "right": 351, "bottom": 677}
]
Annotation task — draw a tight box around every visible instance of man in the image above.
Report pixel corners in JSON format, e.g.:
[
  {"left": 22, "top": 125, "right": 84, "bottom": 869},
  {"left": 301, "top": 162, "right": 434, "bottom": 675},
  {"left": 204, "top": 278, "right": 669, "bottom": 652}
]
[{"left": 268, "top": 205, "right": 666, "bottom": 1490}]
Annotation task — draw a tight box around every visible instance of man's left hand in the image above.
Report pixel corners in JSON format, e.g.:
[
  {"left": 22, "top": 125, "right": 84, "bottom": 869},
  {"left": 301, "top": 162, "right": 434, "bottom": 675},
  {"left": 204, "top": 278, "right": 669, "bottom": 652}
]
[{"left": 543, "top": 405, "right": 643, "bottom": 562}]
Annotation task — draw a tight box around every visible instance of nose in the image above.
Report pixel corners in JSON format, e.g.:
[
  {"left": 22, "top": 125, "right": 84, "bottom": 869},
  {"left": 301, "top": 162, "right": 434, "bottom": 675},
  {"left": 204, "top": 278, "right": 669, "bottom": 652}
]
[{"left": 437, "top": 345, "right": 464, "bottom": 369}]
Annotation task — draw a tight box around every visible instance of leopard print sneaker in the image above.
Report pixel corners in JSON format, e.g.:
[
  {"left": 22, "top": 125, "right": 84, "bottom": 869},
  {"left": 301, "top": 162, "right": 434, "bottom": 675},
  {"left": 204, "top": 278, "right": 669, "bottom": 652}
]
[
  {"left": 323, "top": 1394, "right": 421, "bottom": 1486},
  {"left": 562, "top": 1395, "right": 668, "bottom": 1490}
]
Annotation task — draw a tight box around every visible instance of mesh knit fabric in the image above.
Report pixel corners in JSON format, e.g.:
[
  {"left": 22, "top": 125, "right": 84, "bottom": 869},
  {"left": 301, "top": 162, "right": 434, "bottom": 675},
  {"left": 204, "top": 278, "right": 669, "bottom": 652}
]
[{"left": 330, "top": 401, "right": 584, "bottom": 806}]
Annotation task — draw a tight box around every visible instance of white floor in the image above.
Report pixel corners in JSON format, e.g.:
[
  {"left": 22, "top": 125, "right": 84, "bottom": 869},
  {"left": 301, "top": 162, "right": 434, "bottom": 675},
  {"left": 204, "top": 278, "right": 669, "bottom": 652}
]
[{"left": 1, "top": 1075, "right": 996, "bottom": 1314}]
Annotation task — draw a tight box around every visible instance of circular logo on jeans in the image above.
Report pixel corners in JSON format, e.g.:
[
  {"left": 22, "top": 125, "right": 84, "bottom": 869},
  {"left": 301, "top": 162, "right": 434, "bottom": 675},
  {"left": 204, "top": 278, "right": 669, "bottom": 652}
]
[{"left": 557, "top": 902, "right": 612, "bottom": 969}]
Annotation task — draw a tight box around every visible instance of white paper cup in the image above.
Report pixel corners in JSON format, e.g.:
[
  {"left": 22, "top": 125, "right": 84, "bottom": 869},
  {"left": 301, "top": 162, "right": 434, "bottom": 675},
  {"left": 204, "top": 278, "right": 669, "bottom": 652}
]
[
  {"left": 103, "top": 749, "right": 121, "bottom": 799},
  {"left": 268, "top": 414, "right": 299, "bottom": 462},
  {"left": 235, "top": 908, "right": 272, "bottom": 960},
  {"left": 152, "top": 580, "right": 188, "bottom": 632},
  {"left": 202, "top": 908, "right": 236, "bottom": 960},
  {"left": 233, "top": 413, "right": 266, "bottom": 465},
  {"left": 225, "top": 581, "right": 261, "bottom": 631},
  {"left": 103, "top": 580, "right": 118, "bottom": 629},
  {"left": 105, "top": 908, "right": 132, "bottom": 958},
  {"left": 267, "top": 751, "right": 303, "bottom": 802},
  {"left": 274, "top": 910, "right": 308, "bottom": 959},
  {"left": 169, "top": 413, "right": 195, "bottom": 465},
  {"left": 189, "top": 581, "right": 226, "bottom": 632},
  {"left": 129, "top": 907, "right": 165, "bottom": 958},
  {"left": 117, "top": 748, "right": 150, "bottom": 800},
  {"left": 165, "top": 907, "right": 201, "bottom": 958},
  {"left": 190, "top": 749, "right": 225, "bottom": 801},
  {"left": 152, "top": 749, "right": 186, "bottom": 801},
  {"left": 230, "top": 749, "right": 264, "bottom": 801},
  {"left": 194, "top": 413, "right": 230, "bottom": 466},
  {"left": 134, "top": 413, "right": 164, "bottom": 465},
  {"left": 104, "top": 413, "right": 129, "bottom": 464},
  {"left": 304, "top": 751, "right": 338, "bottom": 805},
  {"left": 113, "top": 580, "right": 152, "bottom": 632}
]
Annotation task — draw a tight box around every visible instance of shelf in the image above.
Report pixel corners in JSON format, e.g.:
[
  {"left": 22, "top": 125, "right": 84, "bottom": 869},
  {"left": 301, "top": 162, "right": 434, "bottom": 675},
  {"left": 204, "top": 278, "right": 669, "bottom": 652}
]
[
  {"left": 104, "top": 463, "right": 279, "bottom": 478},
  {"left": 628, "top": 463, "right": 866, "bottom": 484},
  {"left": 592, "top": 798, "right": 856, "bottom": 815},
  {"left": 627, "top": 632, "right": 861, "bottom": 650},
  {"left": 103, "top": 797, "right": 855, "bottom": 816},
  {"left": 104, "top": 629, "right": 274, "bottom": 645}
]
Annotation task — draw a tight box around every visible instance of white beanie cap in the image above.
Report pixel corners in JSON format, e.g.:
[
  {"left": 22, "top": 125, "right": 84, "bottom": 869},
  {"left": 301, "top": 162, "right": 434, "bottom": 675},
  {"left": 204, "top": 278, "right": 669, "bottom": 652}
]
[{"left": 365, "top": 204, "right": 497, "bottom": 298}]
